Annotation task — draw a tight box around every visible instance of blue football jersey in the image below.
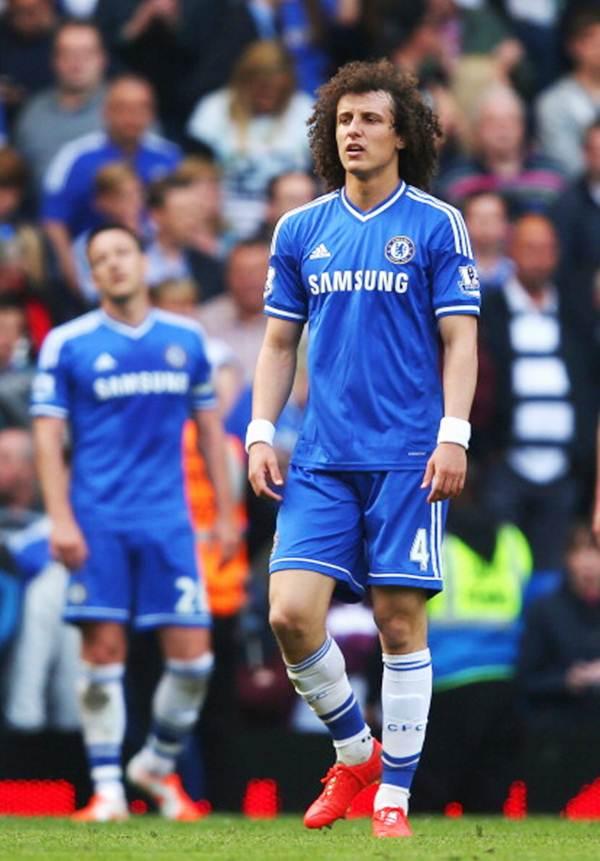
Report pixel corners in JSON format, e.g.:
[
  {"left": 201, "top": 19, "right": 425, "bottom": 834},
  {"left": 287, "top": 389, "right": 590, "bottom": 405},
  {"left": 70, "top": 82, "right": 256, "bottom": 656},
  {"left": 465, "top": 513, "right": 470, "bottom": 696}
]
[
  {"left": 265, "top": 181, "right": 480, "bottom": 469},
  {"left": 31, "top": 309, "right": 216, "bottom": 523},
  {"left": 42, "top": 130, "right": 180, "bottom": 236}
]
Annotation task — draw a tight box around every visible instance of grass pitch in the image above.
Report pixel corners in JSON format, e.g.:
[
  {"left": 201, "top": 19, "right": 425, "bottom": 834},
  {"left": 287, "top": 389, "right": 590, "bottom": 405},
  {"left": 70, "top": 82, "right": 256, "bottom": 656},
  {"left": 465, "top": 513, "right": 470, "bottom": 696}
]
[{"left": 1, "top": 814, "right": 600, "bottom": 861}]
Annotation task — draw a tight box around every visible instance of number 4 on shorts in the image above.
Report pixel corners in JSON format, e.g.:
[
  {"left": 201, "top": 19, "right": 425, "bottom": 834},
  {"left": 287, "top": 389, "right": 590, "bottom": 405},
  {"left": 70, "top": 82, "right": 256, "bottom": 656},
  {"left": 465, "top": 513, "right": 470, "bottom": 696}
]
[{"left": 409, "top": 528, "right": 430, "bottom": 572}]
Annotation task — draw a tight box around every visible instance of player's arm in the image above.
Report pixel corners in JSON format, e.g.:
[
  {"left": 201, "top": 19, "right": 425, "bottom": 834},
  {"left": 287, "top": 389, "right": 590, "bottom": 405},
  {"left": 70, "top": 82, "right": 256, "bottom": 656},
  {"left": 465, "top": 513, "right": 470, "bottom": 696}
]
[
  {"left": 421, "top": 314, "right": 478, "bottom": 503},
  {"left": 248, "top": 317, "right": 304, "bottom": 501},
  {"left": 194, "top": 408, "right": 240, "bottom": 563},
  {"left": 32, "top": 416, "right": 88, "bottom": 569}
]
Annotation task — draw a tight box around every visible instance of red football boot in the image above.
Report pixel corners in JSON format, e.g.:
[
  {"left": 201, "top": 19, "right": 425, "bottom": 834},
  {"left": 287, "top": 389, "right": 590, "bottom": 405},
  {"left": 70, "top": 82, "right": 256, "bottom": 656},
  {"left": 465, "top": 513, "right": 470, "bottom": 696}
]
[
  {"left": 372, "top": 806, "right": 413, "bottom": 838},
  {"left": 303, "top": 739, "right": 382, "bottom": 829}
]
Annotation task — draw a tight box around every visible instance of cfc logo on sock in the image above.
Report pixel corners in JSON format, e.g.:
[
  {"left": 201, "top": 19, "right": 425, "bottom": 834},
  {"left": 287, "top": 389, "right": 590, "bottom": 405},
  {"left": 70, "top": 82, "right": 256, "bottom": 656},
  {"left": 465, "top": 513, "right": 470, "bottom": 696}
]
[{"left": 386, "top": 722, "right": 425, "bottom": 732}]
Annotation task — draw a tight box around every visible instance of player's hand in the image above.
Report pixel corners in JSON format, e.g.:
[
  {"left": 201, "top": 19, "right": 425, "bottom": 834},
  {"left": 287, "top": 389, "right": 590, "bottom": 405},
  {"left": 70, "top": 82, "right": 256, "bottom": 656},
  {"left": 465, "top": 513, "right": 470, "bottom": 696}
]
[
  {"left": 248, "top": 443, "right": 284, "bottom": 501},
  {"left": 50, "top": 518, "right": 89, "bottom": 570},
  {"left": 421, "top": 443, "right": 467, "bottom": 503},
  {"left": 213, "top": 514, "right": 241, "bottom": 566}
]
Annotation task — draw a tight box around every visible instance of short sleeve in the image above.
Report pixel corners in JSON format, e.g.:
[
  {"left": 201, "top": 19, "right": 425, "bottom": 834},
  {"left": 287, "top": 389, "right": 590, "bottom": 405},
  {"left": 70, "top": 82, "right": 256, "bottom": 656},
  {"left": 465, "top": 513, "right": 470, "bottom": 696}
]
[
  {"left": 263, "top": 216, "right": 307, "bottom": 323},
  {"left": 30, "top": 331, "right": 71, "bottom": 418},
  {"left": 430, "top": 209, "right": 481, "bottom": 319},
  {"left": 190, "top": 331, "right": 217, "bottom": 411}
]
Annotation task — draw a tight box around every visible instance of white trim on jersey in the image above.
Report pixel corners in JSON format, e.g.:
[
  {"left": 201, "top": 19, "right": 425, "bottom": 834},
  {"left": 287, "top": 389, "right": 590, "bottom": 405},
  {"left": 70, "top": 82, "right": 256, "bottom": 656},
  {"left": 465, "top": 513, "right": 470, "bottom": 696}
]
[
  {"left": 44, "top": 131, "right": 107, "bottom": 193},
  {"left": 264, "top": 305, "right": 306, "bottom": 321},
  {"left": 38, "top": 310, "right": 103, "bottom": 369},
  {"left": 435, "top": 304, "right": 480, "bottom": 316},
  {"left": 30, "top": 405, "right": 68, "bottom": 418},
  {"left": 406, "top": 187, "right": 473, "bottom": 258},
  {"left": 152, "top": 308, "right": 207, "bottom": 338},
  {"left": 270, "top": 191, "right": 339, "bottom": 254},
  {"left": 99, "top": 310, "right": 156, "bottom": 340},
  {"left": 340, "top": 181, "right": 406, "bottom": 222}
]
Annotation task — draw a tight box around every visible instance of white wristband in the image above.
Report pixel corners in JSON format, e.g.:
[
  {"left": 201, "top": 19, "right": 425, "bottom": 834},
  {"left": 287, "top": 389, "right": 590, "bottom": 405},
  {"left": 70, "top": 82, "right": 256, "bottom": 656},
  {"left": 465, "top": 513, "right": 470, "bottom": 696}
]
[
  {"left": 245, "top": 418, "right": 276, "bottom": 453},
  {"left": 437, "top": 416, "right": 471, "bottom": 449}
]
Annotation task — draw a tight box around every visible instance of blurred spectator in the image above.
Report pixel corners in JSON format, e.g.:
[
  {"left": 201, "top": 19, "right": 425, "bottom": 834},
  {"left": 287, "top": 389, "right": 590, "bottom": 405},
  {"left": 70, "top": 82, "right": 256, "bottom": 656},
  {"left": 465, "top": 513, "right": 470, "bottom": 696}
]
[
  {"left": 0, "top": 428, "right": 38, "bottom": 512},
  {"left": 96, "top": 0, "right": 259, "bottom": 140},
  {"left": 0, "top": 299, "right": 36, "bottom": 428},
  {"left": 0, "top": 430, "right": 80, "bottom": 732},
  {"left": 437, "top": 84, "right": 566, "bottom": 215},
  {"left": 462, "top": 191, "right": 514, "bottom": 293},
  {"left": 186, "top": 40, "right": 313, "bottom": 239},
  {"left": 71, "top": 162, "right": 148, "bottom": 304},
  {"left": 517, "top": 522, "right": 600, "bottom": 727},
  {"left": 535, "top": 9, "right": 600, "bottom": 177},
  {"left": 551, "top": 119, "right": 600, "bottom": 352},
  {"left": 253, "top": 169, "right": 318, "bottom": 243},
  {"left": 174, "top": 157, "right": 231, "bottom": 261},
  {"left": 409, "top": 471, "right": 532, "bottom": 812},
  {"left": 477, "top": 214, "right": 596, "bottom": 574},
  {"left": 274, "top": 0, "right": 337, "bottom": 95},
  {"left": 0, "top": 147, "right": 56, "bottom": 346},
  {"left": 0, "top": 428, "right": 43, "bottom": 662},
  {"left": 198, "top": 238, "right": 269, "bottom": 384},
  {"left": 378, "top": 1, "right": 449, "bottom": 80},
  {"left": 0, "top": 0, "right": 57, "bottom": 128},
  {"left": 505, "top": 0, "right": 563, "bottom": 94},
  {"left": 41, "top": 74, "right": 180, "bottom": 293},
  {"left": 146, "top": 174, "right": 225, "bottom": 301},
  {"left": 0, "top": 101, "right": 6, "bottom": 146},
  {"left": 14, "top": 19, "right": 107, "bottom": 194}
]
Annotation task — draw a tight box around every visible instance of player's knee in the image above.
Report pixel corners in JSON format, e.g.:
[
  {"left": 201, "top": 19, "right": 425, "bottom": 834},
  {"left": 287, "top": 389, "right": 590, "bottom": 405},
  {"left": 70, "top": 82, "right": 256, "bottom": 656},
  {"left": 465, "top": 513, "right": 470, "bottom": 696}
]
[
  {"left": 373, "top": 609, "right": 417, "bottom": 652},
  {"left": 269, "top": 603, "right": 313, "bottom": 646},
  {"left": 81, "top": 626, "right": 126, "bottom": 665}
]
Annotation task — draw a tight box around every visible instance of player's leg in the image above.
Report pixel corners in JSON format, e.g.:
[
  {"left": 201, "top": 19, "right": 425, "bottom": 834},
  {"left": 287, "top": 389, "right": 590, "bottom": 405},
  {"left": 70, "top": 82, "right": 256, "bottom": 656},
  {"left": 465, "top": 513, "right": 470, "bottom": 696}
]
[
  {"left": 370, "top": 586, "right": 429, "bottom": 837},
  {"left": 269, "top": 467, "right": 380, "bottom": 828},
  {"left": 72, "top": 621, "right": 129, "bottom": 821},
  {"left": 65, "top": 524, "right": 132, "bottom": 822},
  {"left": 365, "top": 470, "right": 446, "bottom": 837},
  {"left": 126, "top": 518, "right": 212, "bottom": 820}
]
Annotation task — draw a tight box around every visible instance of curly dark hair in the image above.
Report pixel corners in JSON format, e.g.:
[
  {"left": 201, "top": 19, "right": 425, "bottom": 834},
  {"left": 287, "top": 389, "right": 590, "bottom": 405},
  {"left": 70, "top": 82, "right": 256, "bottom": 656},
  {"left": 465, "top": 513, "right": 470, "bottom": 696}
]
[{"left": 308, "top": 59, "right": 442, "bottom": 192}]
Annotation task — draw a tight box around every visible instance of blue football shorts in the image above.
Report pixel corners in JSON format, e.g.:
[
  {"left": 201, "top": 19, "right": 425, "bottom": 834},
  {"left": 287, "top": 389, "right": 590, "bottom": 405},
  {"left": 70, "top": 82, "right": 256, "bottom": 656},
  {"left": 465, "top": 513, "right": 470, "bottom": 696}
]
[
  {"left": 64, "top": 512, "right": 210, "bottom": 629},
  {"left": 270, "top": 465, "right": 447, "bottom": 601}
]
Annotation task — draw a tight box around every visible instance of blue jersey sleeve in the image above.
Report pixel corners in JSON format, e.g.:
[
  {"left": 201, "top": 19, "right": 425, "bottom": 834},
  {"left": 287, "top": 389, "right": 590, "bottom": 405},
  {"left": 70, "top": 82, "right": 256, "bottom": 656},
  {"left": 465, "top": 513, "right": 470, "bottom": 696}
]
[
  {"left": 430, "top": 210, "right": 481, "bottom": 319},
  {"left": 30, "top": 330, "right": 71, "bottom": 418},
  {"left": 264, "top": 216, "right": 307, "bottom": 322},
  {"left": 190, "top": 331, "right": 217, "bottom": 411}
]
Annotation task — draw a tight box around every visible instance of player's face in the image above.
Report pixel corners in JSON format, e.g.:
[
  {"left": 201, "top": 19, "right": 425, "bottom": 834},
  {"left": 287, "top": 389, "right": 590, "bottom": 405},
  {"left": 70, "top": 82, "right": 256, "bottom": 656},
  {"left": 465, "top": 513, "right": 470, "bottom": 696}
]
[
  {"left": 88, "top": 229, "right": 147, "bottom": 303},
  {"left": 335, "top": 91, "right": 404, "bottom": 182}
]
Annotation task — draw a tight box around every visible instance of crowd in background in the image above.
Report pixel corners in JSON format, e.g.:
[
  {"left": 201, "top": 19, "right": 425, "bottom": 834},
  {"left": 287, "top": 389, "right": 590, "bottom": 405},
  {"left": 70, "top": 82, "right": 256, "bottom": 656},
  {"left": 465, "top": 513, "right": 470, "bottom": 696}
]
[{"left": 0, "top": 0, "right": 600, "bottom": 812}]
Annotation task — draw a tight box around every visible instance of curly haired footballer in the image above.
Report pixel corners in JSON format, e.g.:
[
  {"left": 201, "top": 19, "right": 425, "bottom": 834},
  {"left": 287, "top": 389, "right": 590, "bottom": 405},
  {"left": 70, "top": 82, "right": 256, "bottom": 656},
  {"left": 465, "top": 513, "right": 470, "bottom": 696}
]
[{"left": 308, "top": 58, "right": 442, "bottom": 192}]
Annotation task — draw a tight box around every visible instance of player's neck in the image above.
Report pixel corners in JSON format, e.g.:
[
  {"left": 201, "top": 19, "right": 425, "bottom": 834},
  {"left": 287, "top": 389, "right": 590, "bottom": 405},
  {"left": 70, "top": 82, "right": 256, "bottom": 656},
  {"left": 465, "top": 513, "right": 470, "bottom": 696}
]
[
  {"left": 344, "top": 172, "right": 401, "bottom": 212},
  {"left": 101, "top": 293, "right": 151, "bottom": 328}
]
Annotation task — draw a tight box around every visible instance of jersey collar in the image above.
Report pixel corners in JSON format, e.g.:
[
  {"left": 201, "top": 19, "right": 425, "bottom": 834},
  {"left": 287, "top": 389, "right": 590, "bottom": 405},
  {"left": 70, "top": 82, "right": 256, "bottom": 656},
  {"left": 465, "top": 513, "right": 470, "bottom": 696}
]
[
  {"left": 100, "top": 308, "right": 156, "bottom": 339},
  {"left": 340, "top": 181, "right": 406, "bottom": 223}
]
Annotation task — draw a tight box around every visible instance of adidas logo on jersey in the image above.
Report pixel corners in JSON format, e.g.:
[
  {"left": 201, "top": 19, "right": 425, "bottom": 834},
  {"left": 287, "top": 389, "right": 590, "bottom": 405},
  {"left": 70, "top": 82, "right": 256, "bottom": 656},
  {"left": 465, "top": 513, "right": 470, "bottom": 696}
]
[
  {"left": 309, "top": 243, "right": 331, "bottom": 260},
  {"left": 94, "top": 353, "right": 117, "bottom": 372}
]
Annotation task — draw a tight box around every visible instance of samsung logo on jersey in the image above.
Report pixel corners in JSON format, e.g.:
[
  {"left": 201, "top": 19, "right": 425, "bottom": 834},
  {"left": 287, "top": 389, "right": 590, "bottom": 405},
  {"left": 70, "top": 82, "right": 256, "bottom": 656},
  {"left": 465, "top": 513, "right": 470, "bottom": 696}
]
[
  {"left": 308, "top": 270, "right": 409, "bottom": 295},
  {"left": 94, "top": 371, "right": 189, "bottom": 400}
]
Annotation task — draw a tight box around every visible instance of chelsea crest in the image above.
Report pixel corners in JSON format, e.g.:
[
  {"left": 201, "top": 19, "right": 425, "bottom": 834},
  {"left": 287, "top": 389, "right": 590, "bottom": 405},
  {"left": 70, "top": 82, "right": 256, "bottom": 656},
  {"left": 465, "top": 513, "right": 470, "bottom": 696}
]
[{"left": 385, "top": 235, "right": 415, "bottom": 265}]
